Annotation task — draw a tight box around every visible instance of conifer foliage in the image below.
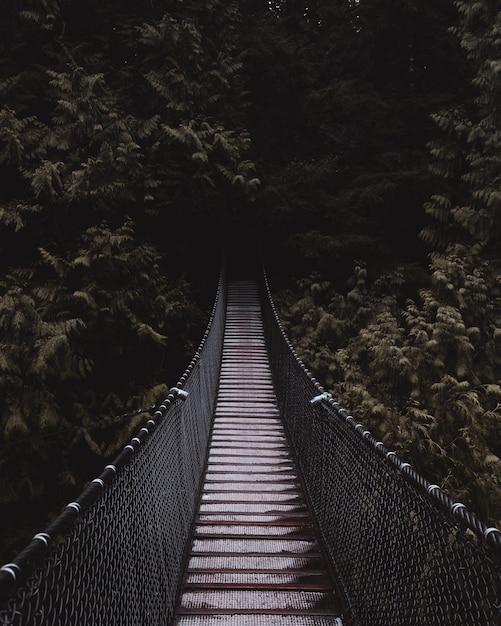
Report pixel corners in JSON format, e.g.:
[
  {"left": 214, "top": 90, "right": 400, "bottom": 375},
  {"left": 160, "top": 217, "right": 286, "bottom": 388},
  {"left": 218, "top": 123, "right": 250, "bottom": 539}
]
[
  {"left": 246, "top": 0, "right": 465, "bottom": 280},
  {"left": 0, "top": 0, "right": 254, "bottom": 561},
  {"left": 275, "top": 0, "right": 501, "bottom": 527}
]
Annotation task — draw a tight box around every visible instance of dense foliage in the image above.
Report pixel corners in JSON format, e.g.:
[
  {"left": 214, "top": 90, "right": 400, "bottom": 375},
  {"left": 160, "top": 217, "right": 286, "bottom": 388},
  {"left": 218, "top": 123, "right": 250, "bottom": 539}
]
[
  {"left": 0, "top": 0, "right": 499, "bottom": 561},
  {"left": 0, "top": 0, "right": 256, "bottom": 561},
  {"left": 270, "top": 0, "right": 501, "bottom": 528}
]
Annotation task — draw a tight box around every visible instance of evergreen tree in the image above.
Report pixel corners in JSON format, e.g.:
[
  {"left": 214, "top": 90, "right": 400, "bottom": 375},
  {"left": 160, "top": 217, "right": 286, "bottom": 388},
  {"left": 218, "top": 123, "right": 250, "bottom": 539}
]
[
  {"left": 0, "top": 0, "right": 255, "bottom": 561},
  {"left": 274, "top": 1, "right": 501, "bottom": 526},
  {"left": 246, "top": 0, "right": 466, "bottom": 284}
]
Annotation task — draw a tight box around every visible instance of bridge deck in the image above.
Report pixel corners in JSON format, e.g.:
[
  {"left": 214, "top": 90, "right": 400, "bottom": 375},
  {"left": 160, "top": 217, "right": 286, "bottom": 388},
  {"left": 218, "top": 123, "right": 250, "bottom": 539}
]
[{"left": 173, "top": 281, "right": 344, "bottom": 625}]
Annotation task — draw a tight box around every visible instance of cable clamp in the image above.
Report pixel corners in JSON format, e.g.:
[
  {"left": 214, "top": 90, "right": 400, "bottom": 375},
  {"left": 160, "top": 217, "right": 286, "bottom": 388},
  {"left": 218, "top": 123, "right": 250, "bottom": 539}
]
[
  {"left": 0, "top": 564, "right": 20, "bottom": 581},
  {"left": 33, "top": 533, "right": 50, "bottom": 546},
  {"left": 170, "top": 387, "right": 189, "bottom": 401},
  {"left": 484, "top": 527, "right": 501, "bottom": 542},
  {"left": 310, "top": 392, "right": 332, "bottom": 406}
]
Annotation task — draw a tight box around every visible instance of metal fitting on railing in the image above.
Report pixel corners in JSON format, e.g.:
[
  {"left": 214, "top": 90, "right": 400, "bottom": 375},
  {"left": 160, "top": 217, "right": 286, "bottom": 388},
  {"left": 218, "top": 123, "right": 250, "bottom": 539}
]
[
  {"left": 310, "top": 392, "right": 333, "bottom": 406},
  {"left": 169, "top": 387, "right": 189, "bottom": 401}
]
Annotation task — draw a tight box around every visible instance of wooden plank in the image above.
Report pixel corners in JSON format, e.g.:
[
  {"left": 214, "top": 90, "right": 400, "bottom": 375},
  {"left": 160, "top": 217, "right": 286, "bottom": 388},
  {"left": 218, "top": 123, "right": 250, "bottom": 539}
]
[{"left": 172, "top": 281, "right": 344, "bottom": 624}]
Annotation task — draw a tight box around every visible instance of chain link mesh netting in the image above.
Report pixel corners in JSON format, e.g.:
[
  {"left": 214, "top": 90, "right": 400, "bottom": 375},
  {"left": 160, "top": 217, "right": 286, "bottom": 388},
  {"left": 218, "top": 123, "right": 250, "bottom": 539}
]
[
  {"left": 0, "top": 269, "right": 226, "bottom": 626},
  {"left": 260, "top": 269, "right": 501, "bottom": 626}
]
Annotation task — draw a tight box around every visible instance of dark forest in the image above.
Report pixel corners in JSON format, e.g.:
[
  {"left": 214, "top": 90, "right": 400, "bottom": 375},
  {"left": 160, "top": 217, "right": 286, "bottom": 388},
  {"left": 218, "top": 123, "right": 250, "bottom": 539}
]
[{"left": 0, "top": 0, "right": 500, "bottom": 563}]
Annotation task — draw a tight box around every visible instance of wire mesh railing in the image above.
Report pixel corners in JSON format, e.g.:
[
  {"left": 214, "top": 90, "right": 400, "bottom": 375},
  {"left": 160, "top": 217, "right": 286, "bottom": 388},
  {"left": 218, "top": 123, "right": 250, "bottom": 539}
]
[
  {"left": 2, "top": 259, "right": 501, "bottom": 626},
  {"left": 260, "top": 266, "right": 501, "bottom": 626},
  {"left": 0, "top": 266, "right": 226, "bottom": 626}
]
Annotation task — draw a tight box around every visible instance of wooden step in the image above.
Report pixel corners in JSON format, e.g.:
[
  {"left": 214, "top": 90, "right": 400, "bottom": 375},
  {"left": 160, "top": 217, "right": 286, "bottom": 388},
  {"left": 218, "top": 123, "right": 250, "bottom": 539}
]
[{"left": 172, "top": 281, "right": 344, "bottom": 625}]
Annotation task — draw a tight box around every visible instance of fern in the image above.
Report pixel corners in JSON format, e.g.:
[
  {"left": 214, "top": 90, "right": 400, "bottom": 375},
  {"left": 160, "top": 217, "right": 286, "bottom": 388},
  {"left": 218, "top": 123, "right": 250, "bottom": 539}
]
[
  {"left": 4, "top": 405, "right": 30, "bottom": 440},
  {"left": 0, "top": 107, "right": 46, "bottom": 166},
  {"left": 0, "top": 202, "right": 43, "bottom": 231},
  {"left": 19, "top": 0, "right": 63, "bottom": 32},
  {"left": 38, "top": 247, "right": 67, "bottom": 276},
  {"left": 29, "top": 159, "right": 64, "bottom": 199},
  {"left": 38, "top": 401, "right": 60, "bottom": 433}
]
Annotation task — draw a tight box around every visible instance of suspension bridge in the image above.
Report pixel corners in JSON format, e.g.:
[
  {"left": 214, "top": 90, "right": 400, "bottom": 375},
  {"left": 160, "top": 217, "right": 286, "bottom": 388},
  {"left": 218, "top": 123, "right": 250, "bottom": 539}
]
[{"left": 0, "top": 262, "right": 500, "bottom": 625}]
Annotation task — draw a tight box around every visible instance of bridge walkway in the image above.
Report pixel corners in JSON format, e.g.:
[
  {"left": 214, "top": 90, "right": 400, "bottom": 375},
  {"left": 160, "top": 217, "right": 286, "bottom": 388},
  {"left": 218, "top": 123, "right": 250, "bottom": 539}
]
[{"left": 172, "top": 280, "right": 345, "bottom": 625}]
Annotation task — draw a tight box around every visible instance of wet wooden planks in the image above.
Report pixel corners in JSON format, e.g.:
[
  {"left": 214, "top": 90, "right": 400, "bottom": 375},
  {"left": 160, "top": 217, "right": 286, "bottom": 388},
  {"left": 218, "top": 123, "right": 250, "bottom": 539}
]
[{"left": 173, "top": 281, "right": 344, "bottom": 626}]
